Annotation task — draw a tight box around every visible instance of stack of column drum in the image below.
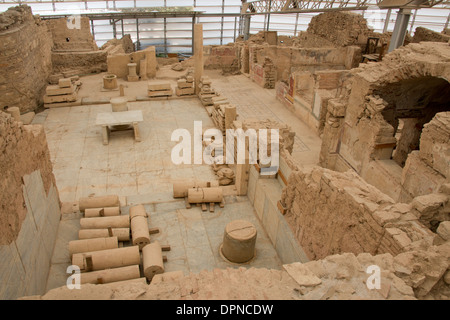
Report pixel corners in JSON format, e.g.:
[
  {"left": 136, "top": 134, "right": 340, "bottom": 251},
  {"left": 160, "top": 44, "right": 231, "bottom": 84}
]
[
  {"left": 73, "top": 195, "right": 141, "bottom": 285},
  {"left": 172, "top": 180, "right": 219, "bottom": 198},
  {"left": 173, "top": 180, "right": 224, "bottom": 205},
  {"left": 70, "top": 195, "right": 167, "bottom": 285}
]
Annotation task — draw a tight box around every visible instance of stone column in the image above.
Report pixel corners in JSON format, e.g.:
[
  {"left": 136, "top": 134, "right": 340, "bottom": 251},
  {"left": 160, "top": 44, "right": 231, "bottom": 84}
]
[
  {"left": 140, "top": 57, "right": 148, "bottom": 80},
  {"left": 194, "top": 24, "right": 204, "bottom": 95}
]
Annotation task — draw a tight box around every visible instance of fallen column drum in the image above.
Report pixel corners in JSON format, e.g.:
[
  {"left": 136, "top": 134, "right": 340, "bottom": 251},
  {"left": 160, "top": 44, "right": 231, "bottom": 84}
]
[
  {"left": 173, "top": 180, "right": 219, "bottom": 198},
  {"left": 69, "top": 237, "right": 119, "bottom": 256},
  {"left": 78, "top": 228, "right": 130, "bottom": 242},
  {"left": 80, "top": 265, "right": 140, "bottom": 285},
  {"left": 85, "top": 207, "right": 121, "bottom": 218},
  {"left": 72, "top": 246, "right": 140, "bottom": 272},
  {"left": 187, "top": 187, "right": 223, "bottom": 203},
  {"left": 80, "top": 215, "right": 130, "bottom": 229},
  {"left": 142, "top": 241, "right": 164, "bottom": 280},
  {"left": 130, "top": 205, "right": 150, "bottom": 250},
  {"left": 79, "top": 195, "right": 120, "bottom": 212}
]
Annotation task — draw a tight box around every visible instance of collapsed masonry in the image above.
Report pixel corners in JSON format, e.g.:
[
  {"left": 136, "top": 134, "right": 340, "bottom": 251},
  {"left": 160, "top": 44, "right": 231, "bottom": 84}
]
[
  {"left": 318, "top": 42, "right": 450, "bottom": 202},
  {"left": 272, "top": 41, "right": 450, "bottom": 299},
  {"left": 412, "top": 27, "right": 450, "bottom": 43}
]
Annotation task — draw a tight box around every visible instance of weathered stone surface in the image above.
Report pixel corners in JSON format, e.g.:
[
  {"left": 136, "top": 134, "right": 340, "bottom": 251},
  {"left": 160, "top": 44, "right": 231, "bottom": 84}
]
[
  {"left": 100, "top": 34, "right": 135, "bottom": 54},
  {"left": 107, "top": 46, "right": 156, "bottom": 79},
  {"left": 318, "top": 42, "right": 450, "bottom": 205},
  {"left": 412, "top": 193, "right": 449, "bottom": 221},
  {"left": 47, "top": 16, "right": 97, "bottom": 51},
  {"left": 148, "top": 81, "right": 172, "bottom": 91},
  {"left": 436, "top": 221, "right": 450, "bottom": 241},
  {"left": 283, "top": 263, "right": 322, "bottom": 287},
  {"left": 0, "top": 5, "right": 52, "bottom": 113},
  {"left": 307, "top": 11, "right": 370, "bottom": 47},
  {"left": 419, "top": 112, "right": 450, "bottom": 178},
  {"left": 394, "top": 249, "right": 448, "bottom": 298},
  {"left": 412, "top": 27, "right": 450, "bottom": 44}
]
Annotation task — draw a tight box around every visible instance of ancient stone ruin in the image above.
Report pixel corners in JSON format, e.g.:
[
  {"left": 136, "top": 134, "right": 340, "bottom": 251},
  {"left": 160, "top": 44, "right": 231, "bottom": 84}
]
[{"left": 0, "top": 3, "right": 449, "bottom": 301}]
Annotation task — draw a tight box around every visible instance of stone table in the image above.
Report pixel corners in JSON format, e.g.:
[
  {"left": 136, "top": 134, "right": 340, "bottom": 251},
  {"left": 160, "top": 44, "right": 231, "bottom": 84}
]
[{"left": 95, "top": 110, "right": 144, "bottom": 145}]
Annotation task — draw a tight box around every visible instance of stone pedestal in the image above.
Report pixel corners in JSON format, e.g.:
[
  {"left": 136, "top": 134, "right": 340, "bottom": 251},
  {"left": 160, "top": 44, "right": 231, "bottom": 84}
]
[
  {"left": 221, "top": 220, "right": 257, "bottom": 263},
  {"left": 103, "top": 74, "right": 118, "bottom": 89},
  {"left": 127, "top": 63, "right": 139, "bottom": 82}
]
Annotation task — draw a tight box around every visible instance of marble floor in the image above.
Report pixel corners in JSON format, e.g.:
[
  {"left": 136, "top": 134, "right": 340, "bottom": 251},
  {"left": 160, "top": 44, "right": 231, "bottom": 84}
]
[
  {"left": 33, "top": 71, "right": 321, "bottom": 204},
  {"left": 33, "top": 98, "right": 217, "bottom": 203},
  {"left": 37, "top": 71, "right": 321, "bottom": 291}
]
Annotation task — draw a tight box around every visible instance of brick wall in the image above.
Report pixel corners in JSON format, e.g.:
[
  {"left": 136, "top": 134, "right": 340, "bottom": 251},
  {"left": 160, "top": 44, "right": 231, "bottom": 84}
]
[
  {"left": 203, "top": 45, "right": 239, "bottom": 72},
  {"left": 412, "top": 27, "right": 450, "bottom": 43},
  {"left": 0, "top": 6, "right": 53, "bottom": 113},
  {"left": 46, "top": 17, "right": 97, "bottom": 51},
  {"left": 307, "top": 11, "right": 370, "bottom": 47},
  {"left": 0, "top": 112, "right": 61, "bottom": 299},
  {"left": 281, "top": 165, "right": 434, "bottom": 260}
]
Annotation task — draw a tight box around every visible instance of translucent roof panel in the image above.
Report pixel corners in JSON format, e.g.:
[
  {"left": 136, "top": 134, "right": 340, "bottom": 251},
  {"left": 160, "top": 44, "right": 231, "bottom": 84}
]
[{"left": 0, "top": 0, "right": 448, "bottom": 52}]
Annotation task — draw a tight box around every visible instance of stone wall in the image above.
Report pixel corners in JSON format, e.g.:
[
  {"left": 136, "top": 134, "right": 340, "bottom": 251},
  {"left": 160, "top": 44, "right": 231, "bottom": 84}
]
[
  {"left": 280, "top": 165, "right": 435, "bottom": 261},
  {"left": 0, "top": 112, "right": 61, "bottom": 299},
  {"left": 204, "top": 45, "right": 239, "bottom": 73},
  {"left": 107, "top": 46, "right": 157, "bottom": 79},
  {"left": 249, "top": 45, "right": 358, "bottom": 86},
  {"left": 100, "top": 34, "right": 135, "bottom": 54},
  {"left": 276, "top": 69, "right": 352, "bottom": 135},
  {"left": 0, "top": 5, "right": 53, "bottom": 113},
  {"left": 398, "top": 112, "right": 449, "bottom": 203},
  {"left": 51, "top": 50, "right": 108, "bottom": 75},
  {"left": 307, "top": 11, "right": 371, "bottom": 47},
  {"left": 47, "top": 17, "right": 109, "bottom": 75},
  {"left": 412, "top": 27, "right": 450, "bottom": 43},
  {"left": 418, "top": 112, "right": 450, "bottom": 180},
  {"left": 201, "top": 42, "right": 359, "bottom": 87},
  {"left": 319, "top": 42, "right": 450, "bottom": 202},
  {"left": 46, "top": 17, "right": 97, "bottom": 51}
]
